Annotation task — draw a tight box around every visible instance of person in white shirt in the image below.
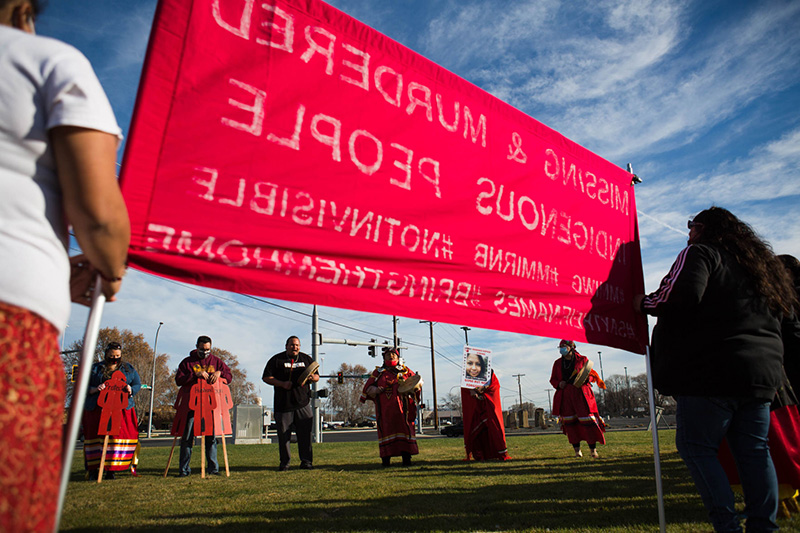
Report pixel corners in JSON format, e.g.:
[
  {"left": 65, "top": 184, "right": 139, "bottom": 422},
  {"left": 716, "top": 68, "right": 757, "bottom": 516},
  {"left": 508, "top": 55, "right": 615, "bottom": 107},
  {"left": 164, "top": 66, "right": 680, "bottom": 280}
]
[{"left": 0, "top": 1, "right": 130, "bottom": 530}]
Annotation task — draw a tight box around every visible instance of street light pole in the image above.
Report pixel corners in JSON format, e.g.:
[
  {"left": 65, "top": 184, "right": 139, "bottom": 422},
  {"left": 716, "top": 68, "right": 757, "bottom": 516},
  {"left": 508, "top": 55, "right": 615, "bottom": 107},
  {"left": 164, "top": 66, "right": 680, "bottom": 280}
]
[
  {"left": 148, "top": 321, "right": 163, "bottom": 439},
  {"left": 597, "top": 351, "right": 605, "bottom": 383},
  {"left": 460, "top": 326, "right": 470, "bottom": 345},
  {"left": 448, "top": 385, "right": 462, "bottom": 420},
  {"left": 624, "top": 366, "right": 631, "bottom": 417}
]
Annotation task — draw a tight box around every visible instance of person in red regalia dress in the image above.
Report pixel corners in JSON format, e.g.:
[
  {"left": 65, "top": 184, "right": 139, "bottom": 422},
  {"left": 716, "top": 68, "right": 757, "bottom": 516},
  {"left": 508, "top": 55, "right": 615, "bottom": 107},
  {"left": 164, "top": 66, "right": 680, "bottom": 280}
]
[
  {"left": 549, "top": 340, "right": 606, "bottom": 458},
  {"left": 461, "top": 367, "right": 510, "bottom": 461},
  {"left": 361, "top": 348, "right": 420, "bottom": 467}
]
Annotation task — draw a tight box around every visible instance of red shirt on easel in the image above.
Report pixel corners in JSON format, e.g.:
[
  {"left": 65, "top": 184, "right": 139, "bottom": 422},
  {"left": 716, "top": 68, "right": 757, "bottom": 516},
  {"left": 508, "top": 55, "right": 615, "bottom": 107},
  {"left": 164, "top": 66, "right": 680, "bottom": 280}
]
[
  {"left": 189, "top": 381, "right": 217, "bottom": 436},
  {"left": 97, "top": 370, "right": 129, "bottom": 436}
]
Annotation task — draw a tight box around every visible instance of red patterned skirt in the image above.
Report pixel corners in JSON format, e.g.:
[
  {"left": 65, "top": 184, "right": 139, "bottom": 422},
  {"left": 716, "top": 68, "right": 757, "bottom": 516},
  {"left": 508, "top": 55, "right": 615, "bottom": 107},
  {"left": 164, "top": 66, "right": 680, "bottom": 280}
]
[
  {"left": 83, "top": 408, "right": 139, "bottom": 472},
  {"left": 0, "top": 301, "right": 63, "bottom": 533}
]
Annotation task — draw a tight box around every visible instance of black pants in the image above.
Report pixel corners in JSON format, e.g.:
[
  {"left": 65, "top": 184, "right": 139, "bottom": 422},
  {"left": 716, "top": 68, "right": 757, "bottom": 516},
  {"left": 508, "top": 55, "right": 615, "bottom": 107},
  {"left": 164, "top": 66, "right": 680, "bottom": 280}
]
[{"left": 275, "top": 404, "right": 313, "bottom": 466}]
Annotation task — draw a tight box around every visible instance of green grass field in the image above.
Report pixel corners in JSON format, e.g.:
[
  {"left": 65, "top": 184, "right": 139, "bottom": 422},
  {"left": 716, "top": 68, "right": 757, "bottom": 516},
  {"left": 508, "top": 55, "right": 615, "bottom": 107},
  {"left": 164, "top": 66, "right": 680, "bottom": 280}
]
[{"left": 61, "top": 430, "right": 799, "bottom": 532}]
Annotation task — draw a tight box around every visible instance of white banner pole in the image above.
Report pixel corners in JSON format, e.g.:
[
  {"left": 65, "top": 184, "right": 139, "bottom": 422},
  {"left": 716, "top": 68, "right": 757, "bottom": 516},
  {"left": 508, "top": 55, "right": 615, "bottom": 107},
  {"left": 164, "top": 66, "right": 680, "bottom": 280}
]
[
  {"left": 629, "top": 162, "right": 665, "bottom": 533},
  {"left": 646, "top": 345, "right": 667, "bottom": 533},
  {"left": 54, "top": 276, "right": 106, "bottom": 532}
]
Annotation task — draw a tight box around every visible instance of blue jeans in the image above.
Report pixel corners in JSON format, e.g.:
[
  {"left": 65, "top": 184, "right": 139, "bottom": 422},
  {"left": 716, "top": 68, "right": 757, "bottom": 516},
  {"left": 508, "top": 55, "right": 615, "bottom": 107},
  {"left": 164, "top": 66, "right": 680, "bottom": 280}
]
[
  {"left": 675, "top": 396, "right": 778, "bottom": 532},
  {"left": 179, "top": 411, "right": 219, "bottom": 475}
]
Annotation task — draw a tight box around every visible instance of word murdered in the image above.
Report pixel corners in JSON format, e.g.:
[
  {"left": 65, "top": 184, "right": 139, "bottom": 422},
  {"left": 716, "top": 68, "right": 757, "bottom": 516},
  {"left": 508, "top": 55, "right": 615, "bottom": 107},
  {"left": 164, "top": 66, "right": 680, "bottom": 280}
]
[{"left": 212, "top": 0, "right": 488, "bottom": 146}]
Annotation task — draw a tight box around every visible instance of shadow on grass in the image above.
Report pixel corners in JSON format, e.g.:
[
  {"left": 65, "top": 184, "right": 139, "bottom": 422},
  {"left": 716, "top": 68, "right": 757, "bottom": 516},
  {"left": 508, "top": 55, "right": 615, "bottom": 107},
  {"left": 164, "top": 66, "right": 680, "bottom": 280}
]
[{"left": 66, "top": 451, "right": 711, "bottom": 532}]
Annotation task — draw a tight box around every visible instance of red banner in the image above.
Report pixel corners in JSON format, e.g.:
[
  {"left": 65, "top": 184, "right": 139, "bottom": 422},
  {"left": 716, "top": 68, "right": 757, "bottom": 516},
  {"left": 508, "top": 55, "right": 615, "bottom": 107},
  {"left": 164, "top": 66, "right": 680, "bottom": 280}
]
[{"left": 120, "top": 0, "right": 648, "bottom": 354}]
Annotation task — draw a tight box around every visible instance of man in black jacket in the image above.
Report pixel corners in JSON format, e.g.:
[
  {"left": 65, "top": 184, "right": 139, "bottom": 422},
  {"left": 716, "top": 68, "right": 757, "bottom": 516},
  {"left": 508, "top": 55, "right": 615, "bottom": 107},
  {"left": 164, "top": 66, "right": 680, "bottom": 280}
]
[{"left": 635, "top": 207, "right": 796, "bottom": 533}]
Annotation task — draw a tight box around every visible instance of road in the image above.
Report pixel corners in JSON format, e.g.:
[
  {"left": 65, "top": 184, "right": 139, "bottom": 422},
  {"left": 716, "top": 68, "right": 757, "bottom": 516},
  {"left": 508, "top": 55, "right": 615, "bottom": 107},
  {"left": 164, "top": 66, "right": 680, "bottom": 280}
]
[{"left": 81, "top": 418, "right": 664, "bottom": 448}]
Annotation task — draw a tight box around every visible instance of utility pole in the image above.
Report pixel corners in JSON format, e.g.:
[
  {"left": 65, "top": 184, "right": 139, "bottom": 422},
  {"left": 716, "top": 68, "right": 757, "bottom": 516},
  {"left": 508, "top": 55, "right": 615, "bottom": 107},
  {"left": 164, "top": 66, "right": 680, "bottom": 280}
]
[
  {"left": 393, "top": 316, "right": 399, "bottom": 348},
  {"left": 460, "top": 326, "right": 470, "bottom": 345},
  {"left": 545, "top": 389, "right": 552, "bottom": 413},
  {"left": 512, "top": 373, "right": 525, "bottom": 409},
  {"left": 420, "top": 320, "right": 439, "bottom": 430}
]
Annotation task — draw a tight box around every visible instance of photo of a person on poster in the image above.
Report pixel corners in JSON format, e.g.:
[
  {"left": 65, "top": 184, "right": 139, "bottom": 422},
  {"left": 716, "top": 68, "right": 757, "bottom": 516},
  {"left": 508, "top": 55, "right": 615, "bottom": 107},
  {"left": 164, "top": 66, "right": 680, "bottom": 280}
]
[
  {"left": 462, "top": 346, "right": 491, "bottom": 388},
  {"left": 465, "top": 352, "right": 487, "bottom": 380}
]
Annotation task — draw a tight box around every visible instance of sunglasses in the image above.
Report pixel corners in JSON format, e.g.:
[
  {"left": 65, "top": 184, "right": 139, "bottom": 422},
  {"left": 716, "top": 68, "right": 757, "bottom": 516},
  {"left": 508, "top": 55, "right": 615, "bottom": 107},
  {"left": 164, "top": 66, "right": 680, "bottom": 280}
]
[{"left": 687, "top": 221, "right": 704, "bottom": 229}]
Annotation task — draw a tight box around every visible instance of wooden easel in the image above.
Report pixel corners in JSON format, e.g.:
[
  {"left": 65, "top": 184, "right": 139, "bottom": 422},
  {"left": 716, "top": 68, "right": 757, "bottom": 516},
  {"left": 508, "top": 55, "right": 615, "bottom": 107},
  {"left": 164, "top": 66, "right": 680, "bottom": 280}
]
[
  {"left": 213, "top": 379, "right": 233, "bottom": 477},
  {"left": 96, "top": 371, "right": 129, "bottom": 483},
  {"left": 164, "top": 379, "right": 233, "bottom": 477}
]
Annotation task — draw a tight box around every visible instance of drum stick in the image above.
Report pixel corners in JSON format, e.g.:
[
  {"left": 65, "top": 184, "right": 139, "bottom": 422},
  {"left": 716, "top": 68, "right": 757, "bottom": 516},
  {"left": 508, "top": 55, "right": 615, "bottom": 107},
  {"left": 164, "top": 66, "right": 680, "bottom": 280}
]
[{"left": 164, "top": 436, "right": 178, "bottom": 477}]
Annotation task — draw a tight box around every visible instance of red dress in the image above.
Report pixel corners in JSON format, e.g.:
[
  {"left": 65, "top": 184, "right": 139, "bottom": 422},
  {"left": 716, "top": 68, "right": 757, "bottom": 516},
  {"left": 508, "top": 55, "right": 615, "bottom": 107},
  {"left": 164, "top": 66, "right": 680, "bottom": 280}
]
[
  {"left": 550, "top": 352, "right": 605, "bottom": 446},
  {"left": 719, "top": 404, "right": 800, "bottom": 502},
  {"left": 461, "top": 372, "right": 509, "bottom": 460},
  {"left": 0, "top": 302, "right": 63, "bottom": 533},
  {"left": 360, "top": 365, "right": 419, "bottom": 458}
]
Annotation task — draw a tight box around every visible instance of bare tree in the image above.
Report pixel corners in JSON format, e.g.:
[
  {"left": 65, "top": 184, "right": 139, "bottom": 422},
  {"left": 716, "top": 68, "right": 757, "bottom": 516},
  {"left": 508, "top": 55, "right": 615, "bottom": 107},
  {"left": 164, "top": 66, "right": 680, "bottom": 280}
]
[
  {"left": 64, "top": 327, "right": 174, "bottom": 429},
  {"left": 328, "top": 363, "right": 371, "bottom": 422},
  {"left": 632, "top": 373, "right": 676, "bottom": 414},
  {"left": 64, "top": 328, "right": 259, "bottom": 430},
  {"left": 599, "top": 373, "right": 675, "bottom": 416},
  {"left": 601, "top": 375, "right": 628, "bottom": 416},
  {"left": 441, "top": 390, "right": 462, "bottom": 417},
  {"left": 208, "top": 346, "right": 259, "bottom": 406}
]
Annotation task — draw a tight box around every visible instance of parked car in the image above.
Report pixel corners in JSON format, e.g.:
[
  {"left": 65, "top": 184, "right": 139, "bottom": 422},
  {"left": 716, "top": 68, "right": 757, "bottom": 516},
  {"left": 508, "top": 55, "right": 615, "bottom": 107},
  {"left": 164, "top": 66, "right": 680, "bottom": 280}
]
[
  {"left": 357, "top": 419, "right": 375, "bottom": 428},
  {"left": 440, "top": 422, "right": 463, "bottom": 437}
]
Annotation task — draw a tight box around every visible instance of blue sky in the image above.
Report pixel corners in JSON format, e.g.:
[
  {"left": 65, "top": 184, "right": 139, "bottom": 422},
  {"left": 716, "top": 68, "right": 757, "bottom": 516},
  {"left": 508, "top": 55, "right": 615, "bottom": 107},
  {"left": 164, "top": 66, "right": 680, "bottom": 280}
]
[{"left": 42, "top": 0, "right": 800, "bottom": 412}]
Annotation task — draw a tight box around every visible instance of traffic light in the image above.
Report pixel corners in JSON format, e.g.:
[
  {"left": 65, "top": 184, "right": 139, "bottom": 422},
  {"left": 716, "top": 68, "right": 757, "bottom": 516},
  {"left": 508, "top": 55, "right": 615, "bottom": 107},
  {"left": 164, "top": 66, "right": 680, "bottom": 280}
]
[
  {"left": 70, "top": 364, "right": 78, "bottom": 382},
  {"left": 337, "top": 371, "right": 344, "bottom": 384},
  {"left": 368, "top": 339, "right": 376, "bottom": 357}
]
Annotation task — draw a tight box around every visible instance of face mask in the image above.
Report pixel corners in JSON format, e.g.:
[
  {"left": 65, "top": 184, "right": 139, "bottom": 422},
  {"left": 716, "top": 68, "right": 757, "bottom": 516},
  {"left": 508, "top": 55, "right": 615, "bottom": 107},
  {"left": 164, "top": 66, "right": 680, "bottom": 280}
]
[
  {"left": 105, "top": 357, "right": 121, "bottom": 365},
  {"left": 387, "top": 359, "right": 399, "bottom": 367},
  {"left": 197, "top": 349, "right": 210, "bottom": 358},
  {"left": 559, "top": 346, "right": 570, "bottom": 356}
]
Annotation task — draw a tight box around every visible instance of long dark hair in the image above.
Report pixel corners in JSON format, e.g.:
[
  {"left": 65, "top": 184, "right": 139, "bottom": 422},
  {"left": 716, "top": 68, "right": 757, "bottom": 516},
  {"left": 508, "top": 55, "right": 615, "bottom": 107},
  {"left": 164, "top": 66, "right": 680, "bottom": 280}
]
[
  {"left": 0, "top": 0, "right": 43, "bottom": 16},
  {"left": 778, "top": 254, "right": 800, "bottom": 314},
  {"left": 691, "top": 207, "right": 795, "bottom": 315}
]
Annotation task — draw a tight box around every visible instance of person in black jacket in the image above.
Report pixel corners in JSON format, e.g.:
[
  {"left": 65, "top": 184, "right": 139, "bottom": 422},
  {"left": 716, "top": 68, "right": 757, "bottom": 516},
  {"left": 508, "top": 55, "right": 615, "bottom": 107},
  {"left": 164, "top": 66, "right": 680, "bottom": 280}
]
[
  {"left": 634, "top": 206, "right": 796, "bottom": 533},
  {"left": 262, "top": 336, "right": 319, "bottom": 471}
]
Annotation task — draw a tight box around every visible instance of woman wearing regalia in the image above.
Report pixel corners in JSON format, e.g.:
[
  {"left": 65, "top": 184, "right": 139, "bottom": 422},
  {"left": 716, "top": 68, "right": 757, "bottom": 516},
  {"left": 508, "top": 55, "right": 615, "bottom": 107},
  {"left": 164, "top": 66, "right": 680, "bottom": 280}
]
[
  {"left": 461, "top": 354, "right": 509, "bottom": 461},
  {"left": 549, "top": 339, "right": 606, "bottom": 458},
  {"left": 82, "top": 342, "right": 142, "bottom": 479},
  {"left": 360, "top": 347, "right": 420, "bottom": 467}
]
